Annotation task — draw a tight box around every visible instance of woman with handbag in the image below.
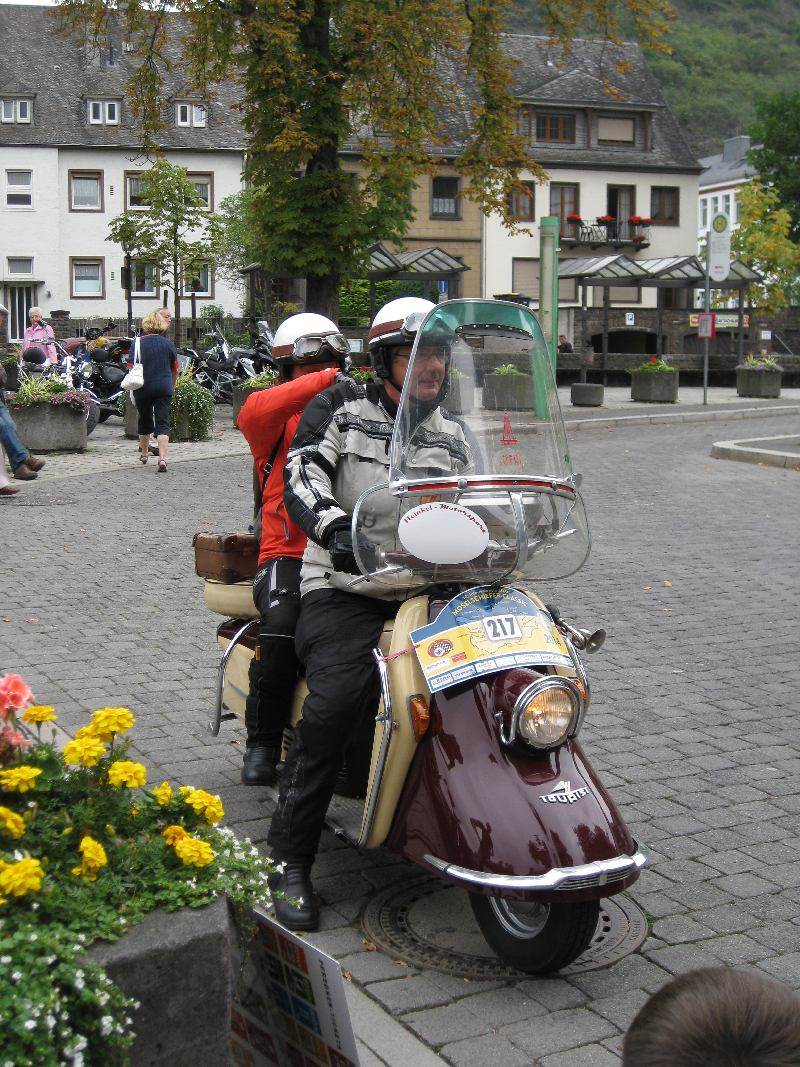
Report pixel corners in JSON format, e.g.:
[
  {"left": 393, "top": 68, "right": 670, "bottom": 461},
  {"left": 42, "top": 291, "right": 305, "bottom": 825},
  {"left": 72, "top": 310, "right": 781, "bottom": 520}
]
[{"left": 131, "top": 308, "right": 179, "bottom": 472}]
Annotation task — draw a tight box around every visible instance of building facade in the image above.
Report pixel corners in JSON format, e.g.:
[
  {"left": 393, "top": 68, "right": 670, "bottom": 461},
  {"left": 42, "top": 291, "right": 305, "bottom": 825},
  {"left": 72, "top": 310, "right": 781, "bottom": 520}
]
[{"left": 697, "top": 135, "right": 757, "bottom": 242}]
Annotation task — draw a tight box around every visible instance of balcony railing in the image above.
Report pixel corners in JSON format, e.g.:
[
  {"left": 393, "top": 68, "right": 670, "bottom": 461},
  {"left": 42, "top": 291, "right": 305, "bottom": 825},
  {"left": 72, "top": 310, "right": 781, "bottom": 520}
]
[{"left": 560, "top": 220, "right": 651, "bottom": 250}]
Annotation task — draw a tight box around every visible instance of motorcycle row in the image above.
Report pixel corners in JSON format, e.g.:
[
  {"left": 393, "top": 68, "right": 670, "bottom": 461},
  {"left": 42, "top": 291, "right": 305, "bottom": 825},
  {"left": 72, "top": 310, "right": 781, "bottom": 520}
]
[{"left": 17, "top": 318, "right": 275, "bottom": 432}]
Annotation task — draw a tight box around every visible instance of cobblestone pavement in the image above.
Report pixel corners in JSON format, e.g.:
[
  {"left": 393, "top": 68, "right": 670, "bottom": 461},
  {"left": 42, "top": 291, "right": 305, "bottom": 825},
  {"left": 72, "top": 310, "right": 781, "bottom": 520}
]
[{"left": 3, "top": 410, "right": 800, "bottom": 1065}]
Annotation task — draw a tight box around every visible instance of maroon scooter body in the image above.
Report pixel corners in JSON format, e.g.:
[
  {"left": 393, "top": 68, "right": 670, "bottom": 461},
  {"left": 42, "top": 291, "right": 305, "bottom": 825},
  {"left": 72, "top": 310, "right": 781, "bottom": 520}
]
[{"left": 386, "top": 672, "right": 640, "bottom": 904}]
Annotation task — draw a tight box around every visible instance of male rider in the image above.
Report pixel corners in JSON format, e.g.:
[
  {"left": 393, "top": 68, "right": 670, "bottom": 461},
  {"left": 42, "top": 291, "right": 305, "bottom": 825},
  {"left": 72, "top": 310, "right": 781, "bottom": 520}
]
[
  {"left": 268, "top": 297, "right": 473, "bottom": 929},
  {"left": 236, "top": 313, "right": 349, "bottom": 785}
]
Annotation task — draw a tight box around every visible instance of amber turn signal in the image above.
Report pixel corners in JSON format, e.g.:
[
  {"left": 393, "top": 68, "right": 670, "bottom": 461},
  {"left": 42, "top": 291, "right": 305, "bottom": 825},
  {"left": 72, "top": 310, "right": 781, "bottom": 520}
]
[{"left": 408, "top": 695, "right": 430, "bottom": 740}]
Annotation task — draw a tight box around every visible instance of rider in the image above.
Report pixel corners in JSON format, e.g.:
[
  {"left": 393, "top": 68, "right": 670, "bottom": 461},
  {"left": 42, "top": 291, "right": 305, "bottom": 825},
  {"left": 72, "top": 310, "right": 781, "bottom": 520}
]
[
  {"left": 268, "top": 297, "right": 474, "bottom": 929},
  {"left": 236, "top": 313, "right": 349, "bottom": 786}
]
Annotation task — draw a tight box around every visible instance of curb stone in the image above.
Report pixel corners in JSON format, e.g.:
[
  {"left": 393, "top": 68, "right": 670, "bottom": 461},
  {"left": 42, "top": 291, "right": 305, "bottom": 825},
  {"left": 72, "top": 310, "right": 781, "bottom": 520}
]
[
  {"left": 711, "top": 434, "right": 800, "bottom": 469},
  {"left": 566, "top": 404, "right": 800, "bottom": 433}
]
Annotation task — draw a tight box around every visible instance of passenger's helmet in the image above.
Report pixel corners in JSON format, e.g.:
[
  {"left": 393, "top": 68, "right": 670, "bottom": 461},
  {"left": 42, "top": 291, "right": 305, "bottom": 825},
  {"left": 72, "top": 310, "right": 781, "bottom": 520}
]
[
  {"left": 367, "top": 297, "right": 435, "bottom": 379},
  {"left": 271, "top": 313, "right": 349, "bottom": 380}
]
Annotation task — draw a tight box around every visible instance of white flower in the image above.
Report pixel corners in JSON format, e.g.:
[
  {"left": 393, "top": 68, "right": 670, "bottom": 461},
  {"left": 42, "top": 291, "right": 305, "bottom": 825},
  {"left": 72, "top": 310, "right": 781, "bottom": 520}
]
[
  {"left": 0, "top": 956, "right": 10, "bottom": 965},
  {"left": 45, "top": 1015, "right": 56, "bottom": 1030},
  {"left": 74, "top": 977, "right": 85, "bottom": 990},
  {"left": 100, "top": 1015, "right": 114, "bottom": 1036},
  {"left": 24, "top": 1020, "right": 36, "bottom": 1031},
  {"left": 97, "top": 992, "right": 109, "bottom": 1006},
  {"left": 28, "top": 933, "right": 37, "bottom": 941},
  {"left": 11, "top": 972, "right": 21, "bottom": 983}
]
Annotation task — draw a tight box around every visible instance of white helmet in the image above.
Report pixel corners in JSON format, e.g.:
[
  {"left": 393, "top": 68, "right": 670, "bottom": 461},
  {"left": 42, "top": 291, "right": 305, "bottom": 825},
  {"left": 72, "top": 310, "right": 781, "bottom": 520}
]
[
  {"left": 271, "top": 312, "right": 349, "bottom": 379},
  {"left": 367, "top": 297, "right": 435, "bottom": 379}
]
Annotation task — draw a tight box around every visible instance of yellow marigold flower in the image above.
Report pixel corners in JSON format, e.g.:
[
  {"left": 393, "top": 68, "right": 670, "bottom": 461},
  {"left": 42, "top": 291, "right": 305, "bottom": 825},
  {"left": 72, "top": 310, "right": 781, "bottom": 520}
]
[
  {"left": 181, "top": 787, "right": 224, "bottom": 825},
  {"left": 0, "top": 806, "right": 25, "bottom": 839},
  {"left": 0, "top": 856, "right": 44, "bottom": 897},
  {"left": 162, "top": 824, "right": 188, "bottom": 845},
  {"left": 89, "top": 706, "right": 135, "bottom": 741},
  {"left": 21, "top": 705, "right": 57, "bottom": 725},
  {"left": 71, "top": 834, "right": 108, "bottom": 881},
  {"left": 107, "top": 761, "right": 147, "bottom": 789},
  {"left": 63, "top": 736, "right": 106, "bottom": 768},
  {"left": 152, "top": 781, "right": 173, "bottom": 806},
  {"left": 173, "top": 835, "right": 214, "bottom": 869},
  {"left": 0, "top": 766, "right": 42, "bottom": 794}
]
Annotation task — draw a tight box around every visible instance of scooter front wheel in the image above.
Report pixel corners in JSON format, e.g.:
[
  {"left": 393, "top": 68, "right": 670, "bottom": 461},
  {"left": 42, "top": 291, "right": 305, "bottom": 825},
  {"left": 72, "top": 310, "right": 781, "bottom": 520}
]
[{"left": 469, "top": 894, "right": 599, "bottom": 974}]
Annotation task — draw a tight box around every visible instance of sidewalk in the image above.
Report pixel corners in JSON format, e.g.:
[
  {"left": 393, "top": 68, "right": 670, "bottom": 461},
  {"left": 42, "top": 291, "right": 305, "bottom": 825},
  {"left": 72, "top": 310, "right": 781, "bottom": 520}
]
[{"left": 30, "top": 386, "right": 800, "bottom": 483}]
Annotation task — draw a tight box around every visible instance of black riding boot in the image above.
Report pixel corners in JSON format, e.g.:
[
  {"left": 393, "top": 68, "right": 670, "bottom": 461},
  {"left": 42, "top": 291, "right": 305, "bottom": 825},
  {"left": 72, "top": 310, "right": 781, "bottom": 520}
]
[
  {"left": 268, "top": 863, "right": 319, "bottom": 931},
  {"left": 242, "top": 745, "right": 280, "bottom": 786}
]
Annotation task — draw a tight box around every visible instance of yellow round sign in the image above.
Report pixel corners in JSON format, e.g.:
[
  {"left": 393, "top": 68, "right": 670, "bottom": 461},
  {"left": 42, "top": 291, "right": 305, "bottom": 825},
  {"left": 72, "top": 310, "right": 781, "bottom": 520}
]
[{"left": 712, "top": 213, "right": 728, "bottom": 233}]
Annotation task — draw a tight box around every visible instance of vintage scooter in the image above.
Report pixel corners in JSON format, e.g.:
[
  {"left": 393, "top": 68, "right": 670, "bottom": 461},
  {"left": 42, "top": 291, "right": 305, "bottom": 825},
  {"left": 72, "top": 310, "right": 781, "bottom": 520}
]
[{"left": 202, "top": 298, "right": 647, "bottom": 973}]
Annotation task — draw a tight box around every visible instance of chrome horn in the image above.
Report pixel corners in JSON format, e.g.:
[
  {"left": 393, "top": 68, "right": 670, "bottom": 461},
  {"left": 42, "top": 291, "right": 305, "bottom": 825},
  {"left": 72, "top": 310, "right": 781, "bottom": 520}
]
[{"left": 546, "top": 605, "right": 606, "bottom": 653}]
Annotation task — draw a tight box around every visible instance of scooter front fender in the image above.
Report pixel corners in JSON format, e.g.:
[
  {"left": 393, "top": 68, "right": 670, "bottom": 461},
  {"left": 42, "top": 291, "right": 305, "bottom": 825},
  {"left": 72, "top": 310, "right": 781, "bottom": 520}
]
[{"left": 386, "top": 678, "right": 645, "bottom": 902}]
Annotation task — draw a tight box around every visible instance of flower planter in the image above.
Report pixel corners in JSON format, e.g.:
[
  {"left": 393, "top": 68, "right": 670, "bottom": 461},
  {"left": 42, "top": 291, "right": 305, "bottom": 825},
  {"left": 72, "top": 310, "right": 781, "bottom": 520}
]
[
  {"left": 483, "top": 372, "right": 536, "bottom": 411},
  {"left": 630, "top": 370, "right": 679, "bottom": 404},
  {"left": 171, "top": 406, "right": 212, "bottom": 442},
  {"left": 570, "top": 382, "right": 604, "bottom": 407},
  {"left": 444, "top": 375, "right": 475, "bottom": 414},
  {"left": 87, "top": 897, "right": 235, "bottom": 1067},
  {"left": 233, "top": 383, "right": 272, "bottom": 428},
  {"left": 736, "top": 368, "right": 781, "bottom": 398},
  {"left": 9, "top": 401, "right": 87, "bottom": 451}
]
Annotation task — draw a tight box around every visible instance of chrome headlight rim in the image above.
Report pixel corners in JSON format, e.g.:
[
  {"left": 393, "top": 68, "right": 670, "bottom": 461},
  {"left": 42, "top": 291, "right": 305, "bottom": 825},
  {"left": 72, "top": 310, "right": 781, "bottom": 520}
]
[{"left": 509, "top": 676, "right": 583, "bottom": 750}]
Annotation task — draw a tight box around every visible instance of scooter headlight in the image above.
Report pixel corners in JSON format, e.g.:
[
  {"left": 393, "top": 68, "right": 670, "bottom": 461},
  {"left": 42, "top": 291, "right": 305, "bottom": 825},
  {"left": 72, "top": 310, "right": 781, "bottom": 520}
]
[{"left": 513, "top": 678, "right": 582, "bottom": 749}]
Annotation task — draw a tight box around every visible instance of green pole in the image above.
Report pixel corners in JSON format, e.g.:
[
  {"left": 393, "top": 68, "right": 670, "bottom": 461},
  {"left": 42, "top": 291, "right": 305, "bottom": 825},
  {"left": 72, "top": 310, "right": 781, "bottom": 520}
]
[{"left": 534, "top": 215, "right": 560, "bottom": 418}]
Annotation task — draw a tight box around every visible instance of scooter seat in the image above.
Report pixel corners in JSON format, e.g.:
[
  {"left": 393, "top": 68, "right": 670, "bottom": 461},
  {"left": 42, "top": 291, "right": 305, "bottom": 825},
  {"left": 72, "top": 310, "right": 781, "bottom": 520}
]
[{"left": 204, "top": 579, "right": 258, "bottom": 620}]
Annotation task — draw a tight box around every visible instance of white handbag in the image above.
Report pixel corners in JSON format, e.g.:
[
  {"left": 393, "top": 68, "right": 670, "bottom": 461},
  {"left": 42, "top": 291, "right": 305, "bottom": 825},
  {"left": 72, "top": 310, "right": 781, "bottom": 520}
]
[{"left": 121, "top": 337, "right": 144, "bottom": 391}]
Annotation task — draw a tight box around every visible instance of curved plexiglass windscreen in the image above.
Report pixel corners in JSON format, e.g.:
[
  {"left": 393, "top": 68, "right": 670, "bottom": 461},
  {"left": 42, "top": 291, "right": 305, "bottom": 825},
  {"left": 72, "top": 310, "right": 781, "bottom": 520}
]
[{"left": 352, "top": 300, "right": 590, "bottom": 592}]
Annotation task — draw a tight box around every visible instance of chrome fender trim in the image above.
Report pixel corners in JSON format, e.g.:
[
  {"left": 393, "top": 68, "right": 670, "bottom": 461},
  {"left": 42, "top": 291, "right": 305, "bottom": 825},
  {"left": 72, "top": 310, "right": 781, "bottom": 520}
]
[
  {"left": 423, "top": 845, "right": 649, "bottom": 892},
  {"left": 209, "top": 619, "right": 259, "bottom": 736}
]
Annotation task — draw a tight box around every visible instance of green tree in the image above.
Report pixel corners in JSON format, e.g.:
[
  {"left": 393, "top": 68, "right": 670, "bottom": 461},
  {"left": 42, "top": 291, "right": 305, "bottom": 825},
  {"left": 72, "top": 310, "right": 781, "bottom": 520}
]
[
  {"left": 107, "top": 160, "right": 220, "bottom": 343},
  {"left": 729, "top": 181, "right": 800, "bottom": 313},
  {"left": 61, "top": 0, "right": 671, "bottom": 316},
  {"left": 749, "top": 92, "right": 800, "bottom": 241}
]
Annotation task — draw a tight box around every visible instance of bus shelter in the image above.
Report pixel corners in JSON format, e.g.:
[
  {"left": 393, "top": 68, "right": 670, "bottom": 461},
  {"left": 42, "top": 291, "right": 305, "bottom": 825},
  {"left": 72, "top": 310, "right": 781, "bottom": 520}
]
[{"left": 366, "top": 243, "right": 469, "bottom": 317}]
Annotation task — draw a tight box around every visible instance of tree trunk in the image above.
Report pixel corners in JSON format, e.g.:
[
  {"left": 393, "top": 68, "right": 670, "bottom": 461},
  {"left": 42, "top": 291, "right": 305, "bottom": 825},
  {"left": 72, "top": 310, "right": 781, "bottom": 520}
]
[{"left": 305, "top": 273, "right": 341, "bottom": 318}]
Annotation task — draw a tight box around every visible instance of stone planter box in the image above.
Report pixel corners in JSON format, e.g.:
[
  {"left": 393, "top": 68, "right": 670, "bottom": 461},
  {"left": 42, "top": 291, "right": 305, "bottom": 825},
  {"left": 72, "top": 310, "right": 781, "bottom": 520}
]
[
  {"left": 445, "top": 375, "right": 475, "bottom": 414},
  {"left": 736, "top": 368, "right": 781, "bottom": 398},
  {"left": 483, "top": 372, "right": 535, "bottom": 411},
  {"left": 171, "top": 405, "right": 213, "bottom": 442},
  {"left": 630, "top": 370, "right": 679, "bottom": 404},
  {"left": 87, "top": 897, "right": 234, "bottom": 1067},
  {"left": 232, "top": 383, "right": 272, "bottom": 428},
  {"left": 570, "top": 382, "right": 604, "bottom": 408},
  {"left": 9, "top": 401, "right": 87, "bottom": 452}
]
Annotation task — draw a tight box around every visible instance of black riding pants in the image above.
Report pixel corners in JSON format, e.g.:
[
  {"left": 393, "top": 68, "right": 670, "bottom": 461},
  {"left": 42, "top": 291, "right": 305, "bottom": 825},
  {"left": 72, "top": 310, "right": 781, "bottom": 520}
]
[
  {"left": 267, "top": 588, "right": 401, "bottom": 866},
  {"left": 244, "top": 557, "right": 302, "bottom": 750}
]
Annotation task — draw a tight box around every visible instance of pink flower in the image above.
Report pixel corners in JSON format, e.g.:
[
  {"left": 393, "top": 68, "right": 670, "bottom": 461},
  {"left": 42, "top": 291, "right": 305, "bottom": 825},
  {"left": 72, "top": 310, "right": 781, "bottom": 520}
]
[
  {"left": 0, "top": 675, "right": 34, "bottom": 712},
  {"left": 0, "top": 726, "right": 30, "bottom": 751}
]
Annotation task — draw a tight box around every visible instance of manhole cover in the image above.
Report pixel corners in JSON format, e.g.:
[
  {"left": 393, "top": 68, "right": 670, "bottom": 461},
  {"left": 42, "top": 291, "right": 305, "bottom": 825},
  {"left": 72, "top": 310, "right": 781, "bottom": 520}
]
[{"left": 361, "top": 875, "right": 648, "bottom": 978}]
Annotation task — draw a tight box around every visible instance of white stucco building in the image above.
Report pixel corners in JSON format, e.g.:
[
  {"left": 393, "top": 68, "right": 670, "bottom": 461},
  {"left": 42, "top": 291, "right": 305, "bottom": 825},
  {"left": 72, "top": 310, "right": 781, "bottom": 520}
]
[{"left": 0, "top": 5, "right": 245, "bottom": 341}]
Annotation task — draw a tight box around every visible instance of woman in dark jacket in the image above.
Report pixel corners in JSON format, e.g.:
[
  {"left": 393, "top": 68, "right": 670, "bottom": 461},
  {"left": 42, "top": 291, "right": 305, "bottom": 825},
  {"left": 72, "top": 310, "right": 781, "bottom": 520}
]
[{"left": 136, "top": 308, "right": 179, "bottom": 473}]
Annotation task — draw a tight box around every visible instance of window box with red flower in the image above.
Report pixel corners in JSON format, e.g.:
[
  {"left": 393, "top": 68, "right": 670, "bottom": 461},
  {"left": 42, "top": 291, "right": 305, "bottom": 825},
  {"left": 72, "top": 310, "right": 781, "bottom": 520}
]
[{"left": 596, "top": 214, "right": 615, "bottom": 224}]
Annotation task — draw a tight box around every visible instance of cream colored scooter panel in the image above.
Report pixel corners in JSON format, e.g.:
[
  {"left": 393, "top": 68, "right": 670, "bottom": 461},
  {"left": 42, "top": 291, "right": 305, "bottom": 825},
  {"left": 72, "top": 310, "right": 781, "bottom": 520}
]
[
  {"left": 216, "top": 637, "right": 252, "bottom": 719},
  {"left": 205, "top": 580, "right": 259, "bottom": 620},
  {"left": 362, "top": 596, "right": 430, "bottom": 849}
]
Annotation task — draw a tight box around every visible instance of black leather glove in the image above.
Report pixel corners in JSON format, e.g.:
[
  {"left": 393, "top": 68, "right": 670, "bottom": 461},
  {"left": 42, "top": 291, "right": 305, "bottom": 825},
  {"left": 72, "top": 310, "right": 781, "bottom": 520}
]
[{"left": 325, "top": 527, "right": 360, "bottom": 574}]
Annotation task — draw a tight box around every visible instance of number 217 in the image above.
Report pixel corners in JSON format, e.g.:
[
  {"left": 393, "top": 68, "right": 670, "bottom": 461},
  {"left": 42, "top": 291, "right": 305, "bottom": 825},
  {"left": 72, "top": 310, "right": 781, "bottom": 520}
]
[{"left": 482, "top": 615, "right": 522, "bottom": 641}]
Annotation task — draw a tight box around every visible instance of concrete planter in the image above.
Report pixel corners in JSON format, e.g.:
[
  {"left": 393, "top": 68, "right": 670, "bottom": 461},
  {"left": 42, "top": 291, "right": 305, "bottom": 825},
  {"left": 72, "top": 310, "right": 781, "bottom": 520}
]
[
  {"left": 445, "top": 375, "right": 475, "bottom": 414},
  {"left": 9, "top": 401, "right": 87, "bottom": 452},
  {"left": 736, "top": 368, "right": 781, "bottom": 398},
  {"left": 483, "top": 372, "right": 535, "bottom": 411},
  {"left": 232, "top": 383, "right": 271, "bottom": 428},
  {"left": 87, "top": 896, "right": 234, "bottom": 1067},
  {"left": 630, "top": 370, "right": 679, "bottom": 404},
  {"left": 570, "top": 382, "right": 604, "bottom": 407}
]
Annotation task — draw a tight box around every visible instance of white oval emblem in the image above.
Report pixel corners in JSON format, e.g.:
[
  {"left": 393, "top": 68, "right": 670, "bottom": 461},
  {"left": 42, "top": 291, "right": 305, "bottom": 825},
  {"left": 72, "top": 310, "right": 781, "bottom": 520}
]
[{"left": 398, "top": 502, "right": 490, "bottom": 565}]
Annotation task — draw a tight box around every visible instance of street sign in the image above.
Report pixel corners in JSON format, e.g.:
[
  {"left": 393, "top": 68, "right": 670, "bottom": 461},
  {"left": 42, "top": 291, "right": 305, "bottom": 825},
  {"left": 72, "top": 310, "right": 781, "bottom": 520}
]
[
  {"left": 689, "top": 313, "right": 748, "bottom": 330},
  {"left": 708, "top": 213, "right": 731, "bottom": 282},
  {"left": 697, "top": 312, "right": 716, "bottom": 339},
  {"left": 625, "top": 312, "right": 635, "bottom": 326}
]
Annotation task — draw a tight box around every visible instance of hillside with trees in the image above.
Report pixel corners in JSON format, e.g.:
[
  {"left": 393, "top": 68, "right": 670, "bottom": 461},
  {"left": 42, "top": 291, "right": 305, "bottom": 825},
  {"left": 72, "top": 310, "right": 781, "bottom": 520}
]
[{"left": 510, "top": 0, "right": 800, "bottom": 155}]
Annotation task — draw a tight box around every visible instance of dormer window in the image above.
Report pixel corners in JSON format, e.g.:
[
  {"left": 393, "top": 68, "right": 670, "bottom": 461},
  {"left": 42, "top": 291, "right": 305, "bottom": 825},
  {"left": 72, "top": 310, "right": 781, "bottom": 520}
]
[
  {"left": 597, "top": 115, "right": 635, "bottom": 145},
  {"left": 176, "top": 103, "right": 207, "bottom": 128},
  {"left": 88, "top": 100, "right": 119, "bottom": 125},
  {"left": 1, "top": 99, "right": 32, "bottom": 124},
  {"left": 536, "top": 114, "right": 575, "bottom": 144}
]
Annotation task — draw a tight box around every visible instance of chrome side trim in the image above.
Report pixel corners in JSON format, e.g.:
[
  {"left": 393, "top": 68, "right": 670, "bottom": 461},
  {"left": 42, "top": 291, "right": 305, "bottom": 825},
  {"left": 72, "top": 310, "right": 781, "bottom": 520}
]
[
  {"left": 357, "top": 649, "right": 395, "bottom": 848},
  {"left": 209, "top": 619, "right": 258, "bottom": 736},
  {"left": 565, "top": 638, "right": 590, "bottom": 734},
  {"left": 423, "top": 846, "right": 649, "bottom": 892}
]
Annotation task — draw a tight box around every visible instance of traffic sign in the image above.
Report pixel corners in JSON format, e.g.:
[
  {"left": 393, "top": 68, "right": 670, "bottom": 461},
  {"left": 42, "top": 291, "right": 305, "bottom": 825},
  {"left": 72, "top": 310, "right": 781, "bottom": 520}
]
[{"left": 708, "top": 213, "right": 731, "bottom": 282}]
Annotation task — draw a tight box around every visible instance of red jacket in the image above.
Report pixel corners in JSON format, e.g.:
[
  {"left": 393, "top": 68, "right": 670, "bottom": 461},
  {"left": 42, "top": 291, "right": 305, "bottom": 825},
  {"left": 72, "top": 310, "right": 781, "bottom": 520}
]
[{"left": 237, "top": 368, "right": 338, "bottom": 564}]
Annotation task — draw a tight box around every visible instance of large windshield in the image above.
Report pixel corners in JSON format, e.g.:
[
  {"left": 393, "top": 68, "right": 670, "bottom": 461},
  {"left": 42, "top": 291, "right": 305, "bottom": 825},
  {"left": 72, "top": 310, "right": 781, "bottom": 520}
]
[{"left": 352, "top": 299, "right": 590, "bottom": 592}]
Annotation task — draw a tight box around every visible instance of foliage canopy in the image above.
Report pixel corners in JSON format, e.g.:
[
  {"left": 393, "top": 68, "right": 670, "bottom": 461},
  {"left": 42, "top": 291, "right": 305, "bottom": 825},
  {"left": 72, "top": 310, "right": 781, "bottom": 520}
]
[{"left": 749, "top": 91, "right": 800, "bottom": 242}]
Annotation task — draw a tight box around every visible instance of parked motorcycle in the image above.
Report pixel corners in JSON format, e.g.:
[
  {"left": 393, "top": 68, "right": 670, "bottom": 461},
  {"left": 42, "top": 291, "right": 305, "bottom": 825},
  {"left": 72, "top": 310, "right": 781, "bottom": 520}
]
[
  {"left": 85, "top": 324, "right": 132, "bottom": 422},
  {"left": 21, "top": 337, "right": 102, "bottom": 434},
  {"left": 200, "top": 298, "right": 647, "bottom": 973},
  {"left": 189, "top": 326, "right": 257, "bottom": 402}
]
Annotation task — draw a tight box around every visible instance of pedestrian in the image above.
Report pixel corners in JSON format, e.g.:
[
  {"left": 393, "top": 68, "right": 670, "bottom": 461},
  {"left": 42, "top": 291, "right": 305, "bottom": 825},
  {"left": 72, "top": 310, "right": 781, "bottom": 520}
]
[
  {"left": 134, "top": 308, "right": 179, "bottom": 473},
  {"left": 558, "top": 334, "right": 573, "bottom": 354},
  {"left": 623, "top": 967, "right": 800, "bottom": 1066},
  {"left": 236, "top": 313, "right": 348, "bottom": 786},
  {"left": 0, "top": 303, "right": 44, "bottom": 486},
  {"left": 268, "top": 297, "right": 474, "bottom": 930},
  {"left": 21, "top": 307, "right": 57, "bottom": 364}
]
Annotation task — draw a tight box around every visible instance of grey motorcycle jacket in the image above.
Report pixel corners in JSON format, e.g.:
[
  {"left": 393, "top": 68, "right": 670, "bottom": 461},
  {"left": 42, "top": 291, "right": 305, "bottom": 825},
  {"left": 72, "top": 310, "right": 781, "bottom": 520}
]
[{"left": 284, "top": 378, "right": 474, "bottom": 599}]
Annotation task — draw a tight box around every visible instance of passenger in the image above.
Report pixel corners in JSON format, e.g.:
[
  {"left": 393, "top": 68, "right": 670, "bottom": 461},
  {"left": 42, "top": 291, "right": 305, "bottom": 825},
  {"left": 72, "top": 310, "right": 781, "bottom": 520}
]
[
  {"left": 623, "top": 967, "right": 800, "bottom": 1066},
  {"left": 268, "top": 297, "right": 473, "bottom": 930},
  {"left": 236, "top": 314, "right": 348, "bottom": 786}
]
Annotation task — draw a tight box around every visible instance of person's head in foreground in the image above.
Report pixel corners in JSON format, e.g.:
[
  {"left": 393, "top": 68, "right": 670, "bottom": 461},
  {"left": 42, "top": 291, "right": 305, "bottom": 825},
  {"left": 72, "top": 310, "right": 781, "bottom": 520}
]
[{"left": 623, "top": 967, "right": 800, "bottom": 1067}]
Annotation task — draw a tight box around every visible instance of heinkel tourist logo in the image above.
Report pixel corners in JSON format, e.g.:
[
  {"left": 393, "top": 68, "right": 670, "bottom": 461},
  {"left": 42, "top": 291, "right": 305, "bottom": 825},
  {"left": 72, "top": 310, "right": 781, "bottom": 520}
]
[{"left": 539, "top": 780, "right": 589, "bottom": 805}]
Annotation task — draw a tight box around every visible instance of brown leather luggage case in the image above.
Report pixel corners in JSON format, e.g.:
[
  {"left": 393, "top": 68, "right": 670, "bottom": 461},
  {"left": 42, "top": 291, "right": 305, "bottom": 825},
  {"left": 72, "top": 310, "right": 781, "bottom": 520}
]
[{"left": 193, "top": 532, "right": 259, "bottom": 583}]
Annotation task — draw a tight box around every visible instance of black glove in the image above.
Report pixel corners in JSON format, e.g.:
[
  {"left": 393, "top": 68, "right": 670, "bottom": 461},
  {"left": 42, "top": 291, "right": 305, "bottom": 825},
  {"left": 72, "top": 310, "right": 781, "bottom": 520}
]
[{"left": 325, "top": 527, "right": 360, "bottom": 575}]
